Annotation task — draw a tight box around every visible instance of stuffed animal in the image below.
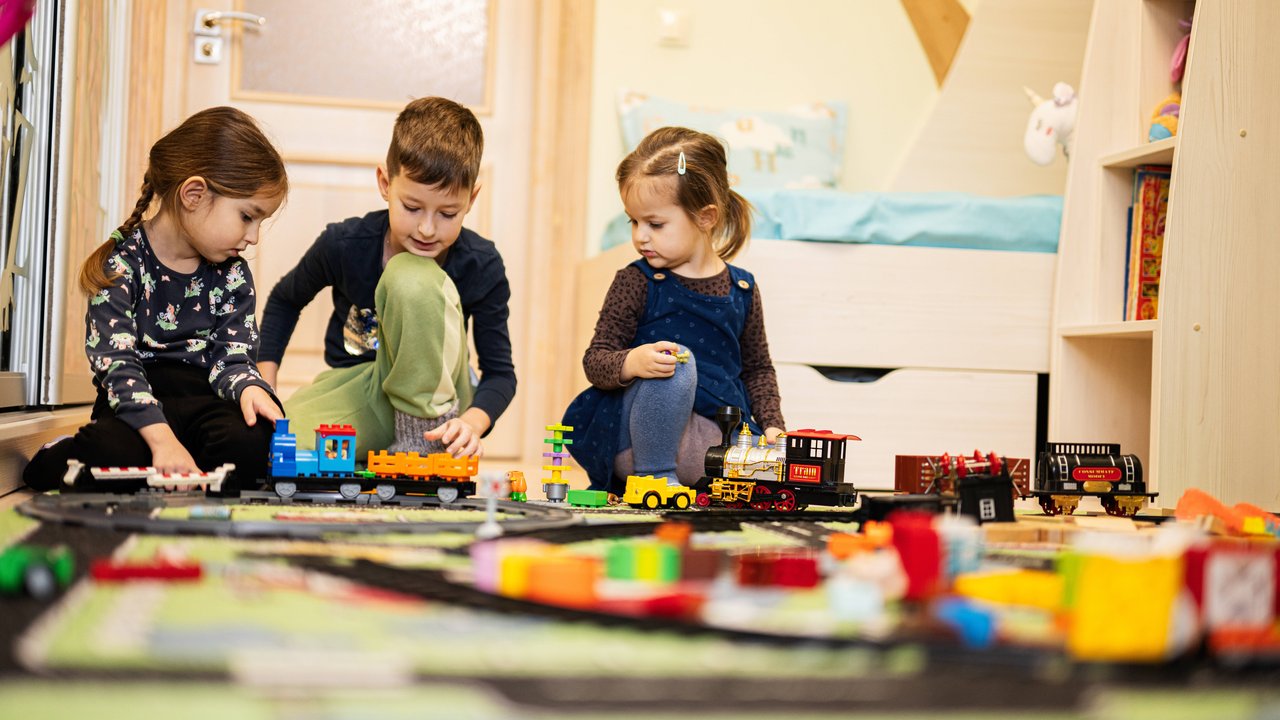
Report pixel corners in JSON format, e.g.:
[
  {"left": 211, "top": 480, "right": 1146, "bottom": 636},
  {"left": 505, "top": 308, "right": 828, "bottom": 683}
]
[
  {"left": 1171, "top": 19, "right": 1192, "bottom": 84},
  {"left": 1023, "top": 82, "right": 1078, "bottom": 166},
  {"left": 1148, "top": 92, "right": 1181, "bottom": 142}
]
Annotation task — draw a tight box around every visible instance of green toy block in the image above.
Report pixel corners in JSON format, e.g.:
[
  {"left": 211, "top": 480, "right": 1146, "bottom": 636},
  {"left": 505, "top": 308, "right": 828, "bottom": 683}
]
[
  {"left": 606, "top": 542, "right": 638, "bottom": 580},
  {"left": 567, "top": 489, "right": 609, "bottom": 508}
]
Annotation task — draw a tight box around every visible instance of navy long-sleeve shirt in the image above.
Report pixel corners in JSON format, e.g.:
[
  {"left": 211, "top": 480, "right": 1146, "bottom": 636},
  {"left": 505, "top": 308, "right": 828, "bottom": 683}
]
[
  {"left": 86, "top": 228, "right": 274, "bottom": 430},
  {"left": 259, "top": 210, "right": 516, "bottom": 426}
]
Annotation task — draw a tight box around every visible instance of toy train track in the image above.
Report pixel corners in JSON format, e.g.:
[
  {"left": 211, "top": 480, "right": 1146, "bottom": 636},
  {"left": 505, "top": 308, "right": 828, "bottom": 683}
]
[{"left": 17, "top": 492, "right": 578, "bottom": 540}]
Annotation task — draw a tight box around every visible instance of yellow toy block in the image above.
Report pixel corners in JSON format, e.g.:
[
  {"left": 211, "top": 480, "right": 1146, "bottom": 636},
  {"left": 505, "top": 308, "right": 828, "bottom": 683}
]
[
  {"left": 1067, "top": 554, "right": 1182, "bottom": 662},
  {"left": 498, "top": 553, "right": 537, "bottom": 598},
  {"left": 953, "top": 569, "right": 1064, "bottom": 612}
]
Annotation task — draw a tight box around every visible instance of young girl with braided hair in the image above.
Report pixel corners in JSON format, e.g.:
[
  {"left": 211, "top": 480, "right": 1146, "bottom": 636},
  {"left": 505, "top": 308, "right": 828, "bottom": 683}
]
[
  {"left": 563, "top": 126, "right": 785, "bottom": 495},
  {"left": 24, "top": 106, "right": 288, "bottom": 491}
]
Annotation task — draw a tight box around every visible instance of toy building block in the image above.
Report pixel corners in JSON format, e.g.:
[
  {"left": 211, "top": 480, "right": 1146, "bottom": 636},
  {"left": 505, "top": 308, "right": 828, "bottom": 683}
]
[
  {"left": 542, "top": 424, "right": 574, "bottom": 503},
  {"left": 0, "top": 545, "right": 74, "bottom": 599},
  {"left": 1066, "top": 551, "right": 1182, "bottom": 662},
  {"left": 90, "top": 558, "right": 202, "bottom": 582},
  {"left": 1184, "top": 543, "right": 1277, "bottom": 632},
  {"left": 680, "top": 548, "right": 724, "bottom": 582},
  {"left": 525, "top": 555, "right": 599, "bottom": 609},
  {"left": 653, "top": 521, "right": 693, "bottom": 546},
  {"left": 566, "top": 489, "right": 609, "bottom": 508},
  {"left": 63, "top": 459, "right": 234, "bottom": 493},
  {"left": 888, "top": 512, "right": 942, "bottom": 602},
  {"left": 634, "top": 542, "right": 681, "bottom": 583},
  {"left": 952, "top": 569, "right": 1064, "bottom": 612}
]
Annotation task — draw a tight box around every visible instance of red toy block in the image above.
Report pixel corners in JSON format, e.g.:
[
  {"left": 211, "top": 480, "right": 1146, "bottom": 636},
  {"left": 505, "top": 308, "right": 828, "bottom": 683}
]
[
  {"left": 889, "top": 511, "right": 942, "bottom": 601},
  {"left": 91, "top": 558, "right": 202, "bottom": 582}
]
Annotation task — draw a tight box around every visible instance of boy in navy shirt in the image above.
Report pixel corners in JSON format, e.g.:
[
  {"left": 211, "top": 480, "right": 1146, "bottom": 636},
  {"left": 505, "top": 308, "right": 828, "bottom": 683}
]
[{"left": 260, "top": 97, "right": 515, "bottom": 458}]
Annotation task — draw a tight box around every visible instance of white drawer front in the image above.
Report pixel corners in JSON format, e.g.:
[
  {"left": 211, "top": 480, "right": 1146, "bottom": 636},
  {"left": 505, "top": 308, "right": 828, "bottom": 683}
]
[{"left": 775, "top": 363, "right": 1038, "bottom": 491}]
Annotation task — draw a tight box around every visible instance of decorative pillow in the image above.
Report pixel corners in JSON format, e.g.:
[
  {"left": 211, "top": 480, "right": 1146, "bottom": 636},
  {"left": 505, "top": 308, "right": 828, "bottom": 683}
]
[{"left": 617, "top": 89, "right": 848, "bottom": 191}]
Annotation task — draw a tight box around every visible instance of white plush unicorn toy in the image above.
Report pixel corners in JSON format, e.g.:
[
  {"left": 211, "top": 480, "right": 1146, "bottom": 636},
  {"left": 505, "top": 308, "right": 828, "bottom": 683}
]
[{"left": 1023, "top": 82, "right": 1078, "bottom": 166}]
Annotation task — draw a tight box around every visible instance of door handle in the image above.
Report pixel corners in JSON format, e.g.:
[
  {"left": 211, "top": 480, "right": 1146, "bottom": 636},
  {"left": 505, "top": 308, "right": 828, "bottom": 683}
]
[
  {"left": 194, "top": 9, "right": 266, "bottom": 36},
  {"left": 192, "top": 8, "right": 267, "bottom": 65}
]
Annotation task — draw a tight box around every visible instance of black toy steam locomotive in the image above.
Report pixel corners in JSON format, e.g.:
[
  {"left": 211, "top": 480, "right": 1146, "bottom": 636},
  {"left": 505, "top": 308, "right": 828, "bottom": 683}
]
[{"left": 693, "top": 406, "right": 859, "bottom": 513}]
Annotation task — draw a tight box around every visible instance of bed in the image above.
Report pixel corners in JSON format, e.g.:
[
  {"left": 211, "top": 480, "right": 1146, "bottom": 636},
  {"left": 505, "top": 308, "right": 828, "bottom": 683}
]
[{"left": 575, "top": 190, "right": 1060, "bottom": 489}]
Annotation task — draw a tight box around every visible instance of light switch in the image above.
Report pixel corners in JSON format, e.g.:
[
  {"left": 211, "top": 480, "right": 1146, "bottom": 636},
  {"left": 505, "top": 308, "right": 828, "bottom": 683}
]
[{"left": 657, "top": 8, "right": 689, "bottom": 47}]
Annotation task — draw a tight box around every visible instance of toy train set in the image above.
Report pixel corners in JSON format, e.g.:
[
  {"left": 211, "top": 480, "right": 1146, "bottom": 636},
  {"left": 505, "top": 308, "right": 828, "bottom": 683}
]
[
  {"left": 1032, "top": 441, "right": 1156, "bottom": 517},
  {"left": 268, "top": 419, "right": 478, "bottom": 503},
  {"left": 689, "top": 406, "right": 860, "bottom": 513},
  {"left": 54, "top": 411, "right": 1159, "bottom": 521}
]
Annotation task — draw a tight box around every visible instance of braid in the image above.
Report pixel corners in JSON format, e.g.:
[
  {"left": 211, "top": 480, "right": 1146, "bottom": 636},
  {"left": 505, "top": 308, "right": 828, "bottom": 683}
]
[{"left": 118, "top": 178, "right": 154, "bottom": 236}]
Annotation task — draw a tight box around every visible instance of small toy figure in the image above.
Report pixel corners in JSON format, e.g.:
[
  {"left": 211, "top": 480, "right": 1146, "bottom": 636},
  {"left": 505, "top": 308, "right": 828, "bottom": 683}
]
[
  {"left": 507, "top": 470, "right": 528, "bottom": 503},
  {"left": 661, "top": 348, "right": 691, "bottom": 364}
]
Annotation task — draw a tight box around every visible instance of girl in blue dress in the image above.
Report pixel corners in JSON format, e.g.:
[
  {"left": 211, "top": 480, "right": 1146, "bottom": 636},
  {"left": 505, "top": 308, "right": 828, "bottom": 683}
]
[{"left": 563, "top": 127, "right": 786, "bottom": 495}]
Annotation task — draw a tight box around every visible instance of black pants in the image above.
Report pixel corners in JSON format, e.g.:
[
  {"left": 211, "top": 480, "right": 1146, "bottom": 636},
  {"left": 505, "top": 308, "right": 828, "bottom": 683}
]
[{"left": 23, "top": 361, "right": 279, "bottom": 492}]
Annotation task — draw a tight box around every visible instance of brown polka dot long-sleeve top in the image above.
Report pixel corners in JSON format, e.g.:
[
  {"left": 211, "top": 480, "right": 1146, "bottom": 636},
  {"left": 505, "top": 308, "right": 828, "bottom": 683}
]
[{"left": 582, "top": 264, "right": 785, "bottom": 431}]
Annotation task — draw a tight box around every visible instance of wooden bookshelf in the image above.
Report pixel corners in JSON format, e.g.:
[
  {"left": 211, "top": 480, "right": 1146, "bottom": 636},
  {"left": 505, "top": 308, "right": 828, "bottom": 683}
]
[
  {"left": 1059, "top": 320, "right": 1157, "bottom": 340},
  {"left": 1099, "top": 137, "right": 1176, "bottom": 168},
  {"left": 1048, "top": 0, "right": 1280, "bottom": 508}
]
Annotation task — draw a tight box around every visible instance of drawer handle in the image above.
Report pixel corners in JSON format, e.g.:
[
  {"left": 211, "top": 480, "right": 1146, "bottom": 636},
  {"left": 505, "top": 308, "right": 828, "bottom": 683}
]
[{"left": 811, "top": 366, "right": 894, "bottom": 383}]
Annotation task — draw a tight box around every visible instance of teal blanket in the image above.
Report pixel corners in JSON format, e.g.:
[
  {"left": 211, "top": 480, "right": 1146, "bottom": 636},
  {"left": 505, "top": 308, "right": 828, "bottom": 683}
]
[{"left": 602, "top": 190, "right": 1062, "bottom": 254}]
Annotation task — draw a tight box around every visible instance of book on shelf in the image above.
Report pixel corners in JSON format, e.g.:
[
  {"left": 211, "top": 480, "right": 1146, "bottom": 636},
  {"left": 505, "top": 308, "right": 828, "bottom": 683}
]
[{"left": 1124, "top": 165, "right": 1171, "bottom": 320}]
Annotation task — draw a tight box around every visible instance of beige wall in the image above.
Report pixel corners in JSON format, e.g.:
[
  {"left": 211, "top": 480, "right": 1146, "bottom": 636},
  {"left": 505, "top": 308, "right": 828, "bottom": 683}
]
[{"left": 585, "top": 0, "right": 939, "bottom": 255}]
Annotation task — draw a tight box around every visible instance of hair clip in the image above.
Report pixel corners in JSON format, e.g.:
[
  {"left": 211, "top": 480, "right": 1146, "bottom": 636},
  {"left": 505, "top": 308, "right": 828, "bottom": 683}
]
[{"left": 677, "top": 151, "right": 687, "bottom": 176}]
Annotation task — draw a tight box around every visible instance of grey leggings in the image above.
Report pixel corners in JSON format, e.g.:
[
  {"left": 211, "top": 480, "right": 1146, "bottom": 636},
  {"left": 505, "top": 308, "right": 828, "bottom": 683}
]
[{"left": 613, "top": 345, "right": 721, "bottom": 486}]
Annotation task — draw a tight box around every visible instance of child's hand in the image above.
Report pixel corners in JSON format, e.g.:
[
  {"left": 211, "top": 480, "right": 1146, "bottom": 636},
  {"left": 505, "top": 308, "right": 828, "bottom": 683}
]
[
  {"left": 425, "top": 417, "right": 484, "bottom": 458},
  {"left": 139, "top": 424, "right": 199, "bottom": 474},
  {"left": 151, "top": 443, "right": 200, "bottom": 475},
  {"left": 240, "top": 386, "right": 283, "bottom": 427},
  {"left": 622, "top": 341, "right": 682, "bottom": 381},
  {"left": 765, "top": 427, "right": 784, "bottom": 444}
]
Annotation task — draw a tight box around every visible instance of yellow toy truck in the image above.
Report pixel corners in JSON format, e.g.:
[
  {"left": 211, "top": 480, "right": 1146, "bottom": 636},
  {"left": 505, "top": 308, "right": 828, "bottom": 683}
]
[{"left": 623, "top": 475, "right": 697, "bottom": 510}]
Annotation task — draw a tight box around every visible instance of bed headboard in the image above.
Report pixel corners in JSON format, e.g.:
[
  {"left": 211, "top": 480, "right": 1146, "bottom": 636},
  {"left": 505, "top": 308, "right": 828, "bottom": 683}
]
[{"left": 890, "top": 0, "right": 1093, "bottom": 196}]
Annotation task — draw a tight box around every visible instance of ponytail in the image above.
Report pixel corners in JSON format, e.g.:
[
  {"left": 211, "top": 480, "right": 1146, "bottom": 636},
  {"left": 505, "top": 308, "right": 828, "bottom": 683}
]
[
  {"left": 78, "top": 181, "right": 154, "bottom": 296},
  {"left": 714, "top": 189, "right": 754, "bottom": 262}
]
